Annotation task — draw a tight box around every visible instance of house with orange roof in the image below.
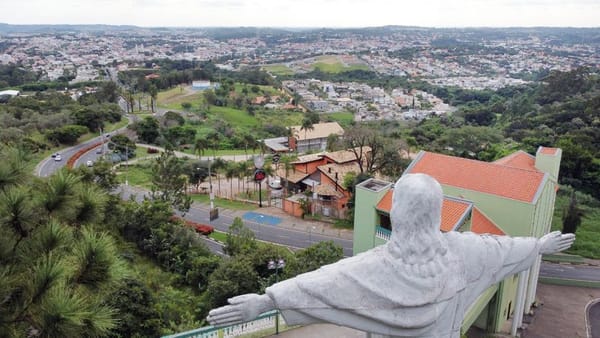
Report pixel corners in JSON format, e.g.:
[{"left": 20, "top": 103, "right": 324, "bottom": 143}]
[
  {"left": 279, "top": 148, "right": 369, "bottom": 219},
  {"left": 353, "top": 146, "right": 561, "bottom": 336}
]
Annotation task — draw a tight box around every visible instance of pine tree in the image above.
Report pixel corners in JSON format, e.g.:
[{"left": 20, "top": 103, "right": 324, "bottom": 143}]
[{"left": 0, "top": 147, "right": 125, "bottom": 337}]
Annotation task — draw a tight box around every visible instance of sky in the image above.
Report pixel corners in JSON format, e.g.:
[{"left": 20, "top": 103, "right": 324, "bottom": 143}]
[{"left": 1, "top": 0, "right": 599, "bottom": 28}]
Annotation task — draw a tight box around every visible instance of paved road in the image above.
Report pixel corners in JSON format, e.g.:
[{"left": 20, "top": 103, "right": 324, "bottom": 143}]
[
  {"left": 540, "top": 262, "right": 600, "bottom": 282},
  {"left": 118, "top": 185, "right": 354, "bottom": 256},
  {"left": 37, "top": 135, "right": 106, "bottom": 177},
  {"left": 589, "top": 301, "right": 600, "bottom": 338},
  {"left": 40, "top": 114, "right": 132, "bottom": 173}
]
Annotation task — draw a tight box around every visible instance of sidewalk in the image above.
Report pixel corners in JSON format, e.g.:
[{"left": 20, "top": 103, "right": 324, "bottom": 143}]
[{"left": 253, "top": 206, "right": 354, "bottom": 241}]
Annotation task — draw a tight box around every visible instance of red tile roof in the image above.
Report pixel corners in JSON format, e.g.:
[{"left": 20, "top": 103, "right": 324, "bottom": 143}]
[
  {"left": 471, "top": 207, "right": 505, "bottom": 235},
  {"left": 538, "top": 147, "right": 560, "bottom": 155},
  {"left": 375, "top": 190, "right": 393, "bottom": 213},
  {"left": 375, "top": 190, "right": 471, "bottom": 232},
  {"left": 493, "top": 150, "right": 536, "bottom": 171},
  {"left": 441, "top": 198, "right": 472, "bottom": 232},
  {"left": 408, "top": 152, "right": 546, "bottom": 203}
]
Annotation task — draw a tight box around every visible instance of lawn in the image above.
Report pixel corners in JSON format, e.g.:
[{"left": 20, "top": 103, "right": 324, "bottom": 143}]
[
  {"left": 210, "top": 106, "right": 260, "bottom": 127},
  {"left": 190, "top": 194, "right": 258, "bottom": 211},
  {"left": 323, "top": 112, "right": 355, "bottom": 127},
  {"left": 551, "top": 189, "right": 600, "bottom": 259},
  {"left": 263, "top": 64, "right": 295, "bottom": 76},
  {"left": 157, "top": 86, "right": 205, "bottom": 110},
  {"left": 313, "top": 62, "right": 369, "bottom": 73},
  {"left": 179, "top": 148, "right": 256, "bottom": 157},
  {"left": 116, "top": 163, "right": 153, "bottom": 188},
  {"left": 208, "top": 230, "right": 228, "bottom": 242},
  {"left": 311, "top": 55, "right": 369, "bottom": 73}
]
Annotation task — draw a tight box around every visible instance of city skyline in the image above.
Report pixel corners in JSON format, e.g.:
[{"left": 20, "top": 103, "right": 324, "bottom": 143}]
[{"left": 2, "top": 0, "right": 599, "bottom": 29}]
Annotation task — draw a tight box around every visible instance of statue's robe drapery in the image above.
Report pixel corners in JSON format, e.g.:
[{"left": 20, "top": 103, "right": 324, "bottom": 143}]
[{"left": 266, "top": 232, "right": 541, "bottom": 338}]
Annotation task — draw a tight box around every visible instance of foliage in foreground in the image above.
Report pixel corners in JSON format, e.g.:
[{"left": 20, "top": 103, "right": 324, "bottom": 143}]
[{"left": 0, "top": 147, "right": 125, "bottom": 337}]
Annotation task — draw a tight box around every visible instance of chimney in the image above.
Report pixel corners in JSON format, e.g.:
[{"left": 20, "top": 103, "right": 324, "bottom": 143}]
[{"left": 535, "top": 147, "right": 562, "bottom": 182}]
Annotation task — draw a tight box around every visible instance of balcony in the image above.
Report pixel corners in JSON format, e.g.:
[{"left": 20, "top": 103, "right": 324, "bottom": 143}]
[{"left": 375, "top": 225, "right": 391, "bottom": 241}]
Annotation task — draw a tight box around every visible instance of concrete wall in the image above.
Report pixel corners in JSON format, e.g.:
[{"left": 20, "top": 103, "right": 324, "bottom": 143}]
[
  {"left": 283, "top": 198, "right": 304, "bottom": 218},
  {"left": 353, "top": 179, "right": 391, "bottom": 255}
]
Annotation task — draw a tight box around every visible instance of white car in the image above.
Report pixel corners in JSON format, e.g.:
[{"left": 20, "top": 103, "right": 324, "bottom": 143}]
[
  {"left": 86, "top": 160, "right": 93, "bottom": 167},
  {"left": 54, "top": 155, "right": 62, "bottom": 161},
  {"left": 268, "top": 177, "right": 282, "bottom": 189}
]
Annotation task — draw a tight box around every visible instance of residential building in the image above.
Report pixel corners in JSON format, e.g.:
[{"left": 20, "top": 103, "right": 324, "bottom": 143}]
[
  {"left": 353, "top": 147, "right": 561, "bottom": 336},
  {"left": 289, "top": 122, "right": 344, "bottom": 153},
  {"left": 279, "top": 147, "right": 369, "bottom": 219}
]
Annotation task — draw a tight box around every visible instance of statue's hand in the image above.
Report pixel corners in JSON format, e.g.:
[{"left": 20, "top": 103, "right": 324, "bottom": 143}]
[
  {"left": 207, "top": 294, "right": 275, "bottom": 327},
  {"left": 539, "top": 231, "right": 576, "bottom": 255}
]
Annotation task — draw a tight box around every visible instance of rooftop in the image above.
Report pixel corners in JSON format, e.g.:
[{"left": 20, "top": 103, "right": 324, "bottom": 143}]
[
  {"left": 471, "top": 207, "right": 505, "bottom": 235},
  {"left": 323, "top": 147, "right": 371, "bottom": 164},
  {"left": 375, "top": 190, "right": 472, "bottom": 232},
  {"left": 357, "top": 178, "right": 391, "bottom": 192},
  {"left": 493, "top": 150, "right": 536, "bottom": 171},
  {"left": 290, "top": 122, "right": 344, "bottom": 141},
  {"left": 407, "top": 151, "right": 546, "bottom": 203},
  {"left": 318, "top": 162, "right": 361, "bottom": 190},
  {"left": 538, "top": 146, "right": 560, "bottom": 156}
]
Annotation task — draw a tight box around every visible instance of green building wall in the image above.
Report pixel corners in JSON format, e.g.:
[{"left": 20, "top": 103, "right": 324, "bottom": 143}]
[
  {"left": 353, "top": 179, "right": 392, "bottom": 255},
  {"left": 438, "top": 185, "right": 535, "bottom": 237}
]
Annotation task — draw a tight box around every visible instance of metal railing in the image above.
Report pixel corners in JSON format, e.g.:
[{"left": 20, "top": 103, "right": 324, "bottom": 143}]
[
  {"left": 375, "top": 225, "right": 392, "bottom": 241},
  {"left": 162, "top": 310, "right": 281, "bottom": 338}
]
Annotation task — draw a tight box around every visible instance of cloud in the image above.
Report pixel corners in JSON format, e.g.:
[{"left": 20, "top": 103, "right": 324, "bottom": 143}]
[{"left": 0, "top": 0, "right": 598, "bottom": 27}]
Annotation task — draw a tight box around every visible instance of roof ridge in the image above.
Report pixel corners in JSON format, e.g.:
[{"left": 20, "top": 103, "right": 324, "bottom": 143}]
[{"left": 430, "top": 151, "right": 542, "bottom": 174}]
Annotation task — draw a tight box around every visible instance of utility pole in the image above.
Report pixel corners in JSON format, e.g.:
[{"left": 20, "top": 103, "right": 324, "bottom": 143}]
[{"left": 125, "top": 144, "right": 128, "bottom": 186}]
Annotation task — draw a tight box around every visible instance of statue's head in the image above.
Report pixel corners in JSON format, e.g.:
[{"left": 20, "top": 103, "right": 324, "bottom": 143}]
[{"left": 390, "top": 173, "right": 443, "bottom": 242}]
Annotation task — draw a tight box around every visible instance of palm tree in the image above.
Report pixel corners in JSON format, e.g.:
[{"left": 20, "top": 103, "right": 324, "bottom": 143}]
[
  {"left": 212, "top": 158, "right": 226, "bottom": 197},
  {"left": 280, "top": 155, "right": 295, "bottom": 197},
  {"left": 225, "top": 162, "right": 237, "bottom": 200},
  {"left": 237, "top": 161, "right": 250, "bottom": 196},
  {"left": 149, "top": 84, "right": 158, "bottom": 113},
  {"left": 242, "top": 133, "right": 257, "bottom": 158},
  {"left": 194, "top": 138, "right": 209, "bottom": 160},
  {"left": 300, "top": 117, "right": 314, "bottom": 151}
]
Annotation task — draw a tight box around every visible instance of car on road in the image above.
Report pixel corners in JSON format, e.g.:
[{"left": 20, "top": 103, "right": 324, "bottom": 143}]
[
  {"left": 54, "top": 155, "right": 62, "bottom": 161},
  {"left": 86, "top": 160, "right": 93, "bottom": 167},
  {"left": 51, "top": 152, "right": 60, "bottom": 158}
]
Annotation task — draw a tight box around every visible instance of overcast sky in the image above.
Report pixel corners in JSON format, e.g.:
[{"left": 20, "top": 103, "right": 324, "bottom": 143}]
[{"left": 2, "top": 0, "right": 599, "bottom": 28}]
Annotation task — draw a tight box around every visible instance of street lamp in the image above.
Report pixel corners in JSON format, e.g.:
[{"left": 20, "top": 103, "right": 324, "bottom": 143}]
[{"left": 268, "top": 258, "right": 285, "bottom": 335}]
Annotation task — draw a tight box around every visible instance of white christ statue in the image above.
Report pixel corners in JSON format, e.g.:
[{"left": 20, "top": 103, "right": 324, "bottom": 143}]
[{"left": 207, "top": 173, "right": 575, "bottom": 338}]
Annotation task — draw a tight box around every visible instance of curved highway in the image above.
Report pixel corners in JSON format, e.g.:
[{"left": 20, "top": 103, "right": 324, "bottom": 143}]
[{"left": 37, "top": 111, "right": 131, "bottom": 176}]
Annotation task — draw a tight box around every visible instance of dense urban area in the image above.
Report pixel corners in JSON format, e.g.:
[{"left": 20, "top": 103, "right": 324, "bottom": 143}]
[{"left": 1, "top": 24, "right": 599, "bottom": 337}]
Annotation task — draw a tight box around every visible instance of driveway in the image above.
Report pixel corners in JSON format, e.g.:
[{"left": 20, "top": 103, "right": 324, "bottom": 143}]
[{"left": 522, "top": 283, "right": 600, "bottom": 338}]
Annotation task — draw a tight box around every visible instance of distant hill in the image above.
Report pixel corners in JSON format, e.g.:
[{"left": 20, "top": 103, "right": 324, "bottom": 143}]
[{"left": 0, "top": 23, "right": 139, "bottom": 34}]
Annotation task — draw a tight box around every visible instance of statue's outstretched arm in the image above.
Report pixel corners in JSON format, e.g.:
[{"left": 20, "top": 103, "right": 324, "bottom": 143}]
[
  {"left": 539, "top": 231, "right": 576, "bottom": 255},
  {"left": 207, "top": 293, "right": 275, "bottom": 327}
]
